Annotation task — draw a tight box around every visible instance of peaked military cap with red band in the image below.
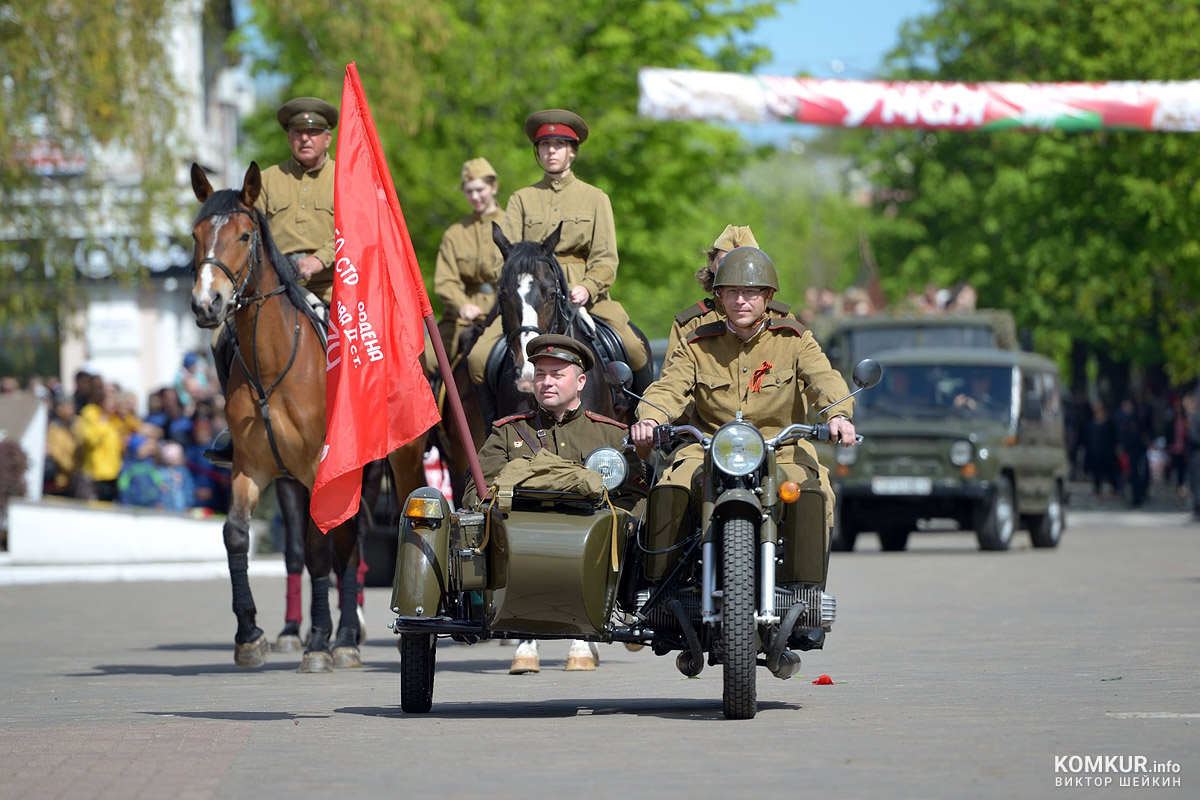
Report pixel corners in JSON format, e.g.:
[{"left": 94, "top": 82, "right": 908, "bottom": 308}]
[
  {"left": 526, "top": 333, "right": 594, "bottom": 372},
  {"left": 525, "top": 109, "right": 590, "bottom": 145},
  {"left": 277, "top": 97, "right": 338, "bottom": 131}
]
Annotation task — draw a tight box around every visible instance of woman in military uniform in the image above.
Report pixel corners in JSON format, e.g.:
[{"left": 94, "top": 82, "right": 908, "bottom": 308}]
[
  {"left": 467, "top": 109, "right": 649, "bottom": 393},
  {"left": 433, "top": 158, "right": 504, "bottom": 360},
  {"left": 464, "top": 334, "right": 631, "bottom": 674},
  {"left": 630, "top": 248, "right": 856, "bottom": 581}
]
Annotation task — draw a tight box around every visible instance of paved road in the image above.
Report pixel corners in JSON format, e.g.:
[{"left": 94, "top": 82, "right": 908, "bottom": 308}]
[{"left": 1, "top": 509, "right": 1196, "bottom": 799}]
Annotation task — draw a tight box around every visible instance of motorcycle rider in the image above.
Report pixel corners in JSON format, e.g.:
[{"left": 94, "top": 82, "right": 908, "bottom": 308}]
[
  {"left": 667, "top": 224, "right": 796, "bottom": 352},
  {"left": 629, "top": 247, "right": 857, "bottom": 578},
  {"left": 463, "top": 334, "right": 634, "bottom": 674}
]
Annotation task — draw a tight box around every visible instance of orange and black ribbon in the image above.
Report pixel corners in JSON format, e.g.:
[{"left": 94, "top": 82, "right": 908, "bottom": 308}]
[{"left": 749, "top": 361, "right": 774, "bottom": 393}]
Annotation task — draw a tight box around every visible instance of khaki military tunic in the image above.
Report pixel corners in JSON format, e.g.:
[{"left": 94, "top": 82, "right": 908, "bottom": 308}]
[
  {"left": 666, "top": 296, "right": 795, "bottom": 354},
  {"left": 255, "top": 158, "right": 336, "bottom": 303},
  {"left": 638, "top": 317, "right": 853, "bottom": 528},
  {"left": 468, "top": 172, "right": 646, "bottom": 384},
  {"left": 463, "top": 405, "right": 629, "bottom": 508},
  {"left": 434, "top": 208, "right": 504, "bottom": 358}
]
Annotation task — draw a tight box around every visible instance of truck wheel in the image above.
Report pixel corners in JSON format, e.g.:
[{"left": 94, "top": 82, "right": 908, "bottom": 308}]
[
  {"left": 720, "top": 510, "right": 758, "bottom": 720},
  {"left": 831, "top": 515, "right": 858, "bottom": 552},
  {"left": 1029, "top": 483, "right": 1065, "bottom": 548},
  {"left": 877, "top": 525, "right": 910, "bottom": 552},
  {"left": 399, "top": 633, "right": 436, "bottom": 713},
  {"left": 975, "top": 475, "right": 1015, "bottom": 551}
]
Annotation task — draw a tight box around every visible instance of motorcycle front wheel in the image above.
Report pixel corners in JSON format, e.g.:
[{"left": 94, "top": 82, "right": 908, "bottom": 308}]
[
  {"left": 399, "top": 633, "right": 437, "bottom": 713},
  {"left": 720, "top": 510, "right": 758, "bottom": 720}
]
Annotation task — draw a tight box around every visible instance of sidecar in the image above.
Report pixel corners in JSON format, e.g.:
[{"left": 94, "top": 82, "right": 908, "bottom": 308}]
[{"left": 389, "top": 485, "right": 636, "bottom": 713}]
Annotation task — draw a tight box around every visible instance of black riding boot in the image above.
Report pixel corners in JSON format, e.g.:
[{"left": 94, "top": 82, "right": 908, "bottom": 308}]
[{"left": 205, "top": 324, "right": 236, "bottom": 467}]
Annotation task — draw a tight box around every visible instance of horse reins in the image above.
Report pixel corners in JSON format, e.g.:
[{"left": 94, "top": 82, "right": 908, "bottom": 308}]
[{"left": 195, "top": 207, "right": 302, "bottom": 479}]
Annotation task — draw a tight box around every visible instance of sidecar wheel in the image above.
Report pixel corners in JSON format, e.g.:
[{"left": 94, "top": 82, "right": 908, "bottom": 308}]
[
  {"left": 877, "top": 525, "right": 910, "bottom": 552},
  {"left": 975, "top": 475, "right": 1015, "bottom": 551},
  {"left": 399, "top": 633, "right": 437, "bottom": 713},
  {"left": 720, "top": 511, "right": 758, "bottom": 720}
]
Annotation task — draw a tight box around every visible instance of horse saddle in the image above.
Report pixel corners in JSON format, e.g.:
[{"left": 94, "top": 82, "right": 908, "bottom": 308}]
[{"left": 299, "top": 288, "right": 329, "bottom": 349}]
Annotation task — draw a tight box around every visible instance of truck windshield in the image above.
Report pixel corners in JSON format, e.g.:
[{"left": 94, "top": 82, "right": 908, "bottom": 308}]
[
  {"left": 857, "top": 364, "right": 1012, "bottom": 423},
  {"left": 848, "top": 325, "right": 996, "bottom": 363}
]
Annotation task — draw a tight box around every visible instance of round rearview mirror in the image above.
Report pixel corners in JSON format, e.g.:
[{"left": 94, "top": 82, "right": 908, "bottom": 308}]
[
  {"left": 605, "top": 361, "right": 634, "bottom": 389},
  {"left": 852, "top": 358, "right": 882, "bottom": 389}
]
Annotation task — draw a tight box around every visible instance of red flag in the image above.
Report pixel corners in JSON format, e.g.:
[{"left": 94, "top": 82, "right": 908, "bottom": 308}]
[{"left": 310, "top": 63, "right": 439, "bottom": 533}]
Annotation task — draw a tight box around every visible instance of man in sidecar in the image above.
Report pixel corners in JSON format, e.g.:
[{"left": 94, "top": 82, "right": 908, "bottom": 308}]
[
  {"left": 464, "top": 334, "right": 636, "bottom": 674},
  {"left": 630, "top": 247, "right": 857, "bottom": 569}
]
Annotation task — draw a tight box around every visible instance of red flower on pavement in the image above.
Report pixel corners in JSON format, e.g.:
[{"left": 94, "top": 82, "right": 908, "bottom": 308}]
[{"left": 812, "top": 674, "right": 835, "bottom": 685}]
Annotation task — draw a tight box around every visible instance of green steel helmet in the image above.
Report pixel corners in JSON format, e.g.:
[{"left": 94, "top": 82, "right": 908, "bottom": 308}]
[{"left": 713, "top": 246, "right": 779, "bottom": 292}]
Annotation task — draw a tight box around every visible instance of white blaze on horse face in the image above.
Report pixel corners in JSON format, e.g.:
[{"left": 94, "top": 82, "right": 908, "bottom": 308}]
[
  {"left": 194, "top": 214, "right": 230, "bottom": 311},
  {"left": 517, "top": 273, "right": 538, "bottom": 385}
]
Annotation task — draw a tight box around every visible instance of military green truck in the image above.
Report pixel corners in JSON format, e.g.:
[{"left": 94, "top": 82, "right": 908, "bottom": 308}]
[
  {"left": 812, "top": 309, "right": 1019, "bottom": 379},
  {"left": 830, "top": 346, "right": 1068, "bottom": 552}
]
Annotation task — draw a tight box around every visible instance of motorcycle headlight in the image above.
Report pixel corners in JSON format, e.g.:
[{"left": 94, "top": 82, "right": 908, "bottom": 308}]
[
  {"left": 835, "top": 446, "right": 858, "bottom": 466},
  {"left": 584, "top": 447, "right": 627, "bottom": 491},
  {"left": 711, "top": 421, "right": 765, "bottom": 476},
  {"left": 949, "top": 439, "right": 973, "bottom": 467}
]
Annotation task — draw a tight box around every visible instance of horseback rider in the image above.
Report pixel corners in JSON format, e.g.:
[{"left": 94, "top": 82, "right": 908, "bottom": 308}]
[
  {"left": 630, "top": 247, "right": 856, "bottom": 573},
  {"left": 466, "top": 109, "right": 649, "bottom": 425},
  {"left": 207, "top": 96, "right": 338, "bottom": 464},
  {"left": 433, "top": 158, "right": 505, "bottom": 361},
  {"left": 464, "top": 334, "right": 635, "bottom": 673}
]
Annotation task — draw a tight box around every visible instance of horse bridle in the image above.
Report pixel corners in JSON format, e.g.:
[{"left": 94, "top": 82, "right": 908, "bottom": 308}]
[
  {"left": 194, "top": 206, "right": 301, "bottom": 478},
  {"left": 503, "top": 255, "right": 580, "bottom": 348}
]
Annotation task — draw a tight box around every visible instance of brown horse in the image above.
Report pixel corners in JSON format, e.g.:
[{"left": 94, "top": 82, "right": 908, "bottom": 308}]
[{"left": 189, "top": 161, "right": 424, "bottom": 671}]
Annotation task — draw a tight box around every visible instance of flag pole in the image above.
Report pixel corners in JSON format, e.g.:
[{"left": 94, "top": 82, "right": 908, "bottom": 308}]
[{"left": 423, "top": 316, "right": 489, "bottom": 502}]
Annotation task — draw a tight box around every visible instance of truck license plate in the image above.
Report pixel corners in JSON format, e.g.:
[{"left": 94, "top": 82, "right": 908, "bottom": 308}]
[{"left": 871, "top": 476, "right": 933, "bottom": 495}]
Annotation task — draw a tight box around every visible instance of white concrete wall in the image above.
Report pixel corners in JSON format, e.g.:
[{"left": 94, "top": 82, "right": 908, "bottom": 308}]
[{"left": 7, "top": 498, "right": 265, "bottom": 564}]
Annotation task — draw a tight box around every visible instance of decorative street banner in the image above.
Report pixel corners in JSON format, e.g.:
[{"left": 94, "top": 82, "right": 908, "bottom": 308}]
[{"left": 638, "top": 67, "right": 1200, "bottom": 132}]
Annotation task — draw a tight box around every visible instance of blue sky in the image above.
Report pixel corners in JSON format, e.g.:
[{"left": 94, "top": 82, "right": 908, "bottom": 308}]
[
  {"left": 754, "top": 0, "right": 936, "bottom": 79},
  {"left": 745, "top": 0, "right": 936, "bottom": 142}
]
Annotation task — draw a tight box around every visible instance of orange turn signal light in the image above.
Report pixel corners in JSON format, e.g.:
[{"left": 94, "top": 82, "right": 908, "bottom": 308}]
[
  {"left": 835, "top": 464, "right": 850, "bottom": 478},
  {"left": 404, "top": 496, "right": 445, "bottom": 519},
  {"left": 961, "top": 462, "right": 977, "bottom": 478},
  {"left": 778, "top": 481, "right": 802, "bottom": 504}
]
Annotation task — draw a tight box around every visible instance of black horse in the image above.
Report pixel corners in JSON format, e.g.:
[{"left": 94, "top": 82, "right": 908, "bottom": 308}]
[{"left": 485, "top": 222, "right": 649, "bottom": 424}]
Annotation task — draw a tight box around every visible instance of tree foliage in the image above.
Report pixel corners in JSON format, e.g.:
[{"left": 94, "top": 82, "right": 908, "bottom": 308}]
[
  {"left": 858, "top": 0, "right": 1200, "bottom": 384},
  {"left": 0, "top": 1, "right": 182, "bottom": 328},
  {"left": 245, "top": 0, "right": 778, "bottom": 336}
]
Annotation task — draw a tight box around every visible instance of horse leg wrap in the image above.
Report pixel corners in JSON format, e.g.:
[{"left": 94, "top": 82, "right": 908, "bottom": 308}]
[
  {"left": 285, "top": 573, "right": 302, "bottom": 623},
  {"left": 337, "top": 562, "right": 360, "bottom": 635},
  {"left": 309, "top": 575, "right": 332, "bottom": 640},
  {"left": 228, "top": 553, "right": 260, "bottom": 643}
]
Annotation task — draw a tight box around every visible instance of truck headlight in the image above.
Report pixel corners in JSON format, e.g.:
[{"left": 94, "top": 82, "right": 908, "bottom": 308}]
[
  {"left": 949, "top": 440, "right": 973, "bottom": 467},
  {"left": 585, "top": 447, "right": 627, "bottom": 491},
  {"left": 836, "top": 446, "right": 858, "bottom": 466},
  {"left": 712, "top": 421, "right": 765, "bottom": 476}
]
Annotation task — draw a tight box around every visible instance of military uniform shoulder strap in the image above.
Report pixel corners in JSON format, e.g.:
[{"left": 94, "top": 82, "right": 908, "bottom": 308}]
[
  {"left": 766, "top": 317, "right": 806, "bottom": 336},
  {"left": 673, "top": 297, "right": 716, "bottom": 326},
  {"left": 687, "top": 320, "right": 726, "bottom": 343},
  {"left": 584, "top": 410, "right": 628, "bottom": 429},
  {"left": 495, "top": 410, "right": 537, "bottom": 427},
  {"left": 767, "top": 298, "right": 792, "bottom": 315}
]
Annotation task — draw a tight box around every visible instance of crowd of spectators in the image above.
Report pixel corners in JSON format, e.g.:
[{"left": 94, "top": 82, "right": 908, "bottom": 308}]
[{"left": 4, "top": 354, "right": 230, "bottom": 515}]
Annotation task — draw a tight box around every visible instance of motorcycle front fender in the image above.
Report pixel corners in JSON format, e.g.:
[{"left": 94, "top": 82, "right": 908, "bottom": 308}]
[
  {"left": 390, "top": 487, "right": 451, "bottom": 618},
  {"left": 706, "top": 489, "right": 762, "bottom": 543}
]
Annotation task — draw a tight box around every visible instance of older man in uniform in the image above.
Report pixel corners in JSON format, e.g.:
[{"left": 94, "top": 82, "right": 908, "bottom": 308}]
[
  {"left": 467, "top": 109, "right": 649, "bottom": 424},
  {"left": 207, "top": 96, "right": 338, "bottom": 464},
  {"left": 630, "top": 247, "right": 857, "bottom": 590},
  {"left": 464, "top": 334, "right": 631, "bottom": 674}
]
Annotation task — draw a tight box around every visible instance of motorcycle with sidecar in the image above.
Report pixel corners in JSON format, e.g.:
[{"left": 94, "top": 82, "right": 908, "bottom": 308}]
[{"left": 389, "top": 359, "right": 881, "bottom": 719}]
